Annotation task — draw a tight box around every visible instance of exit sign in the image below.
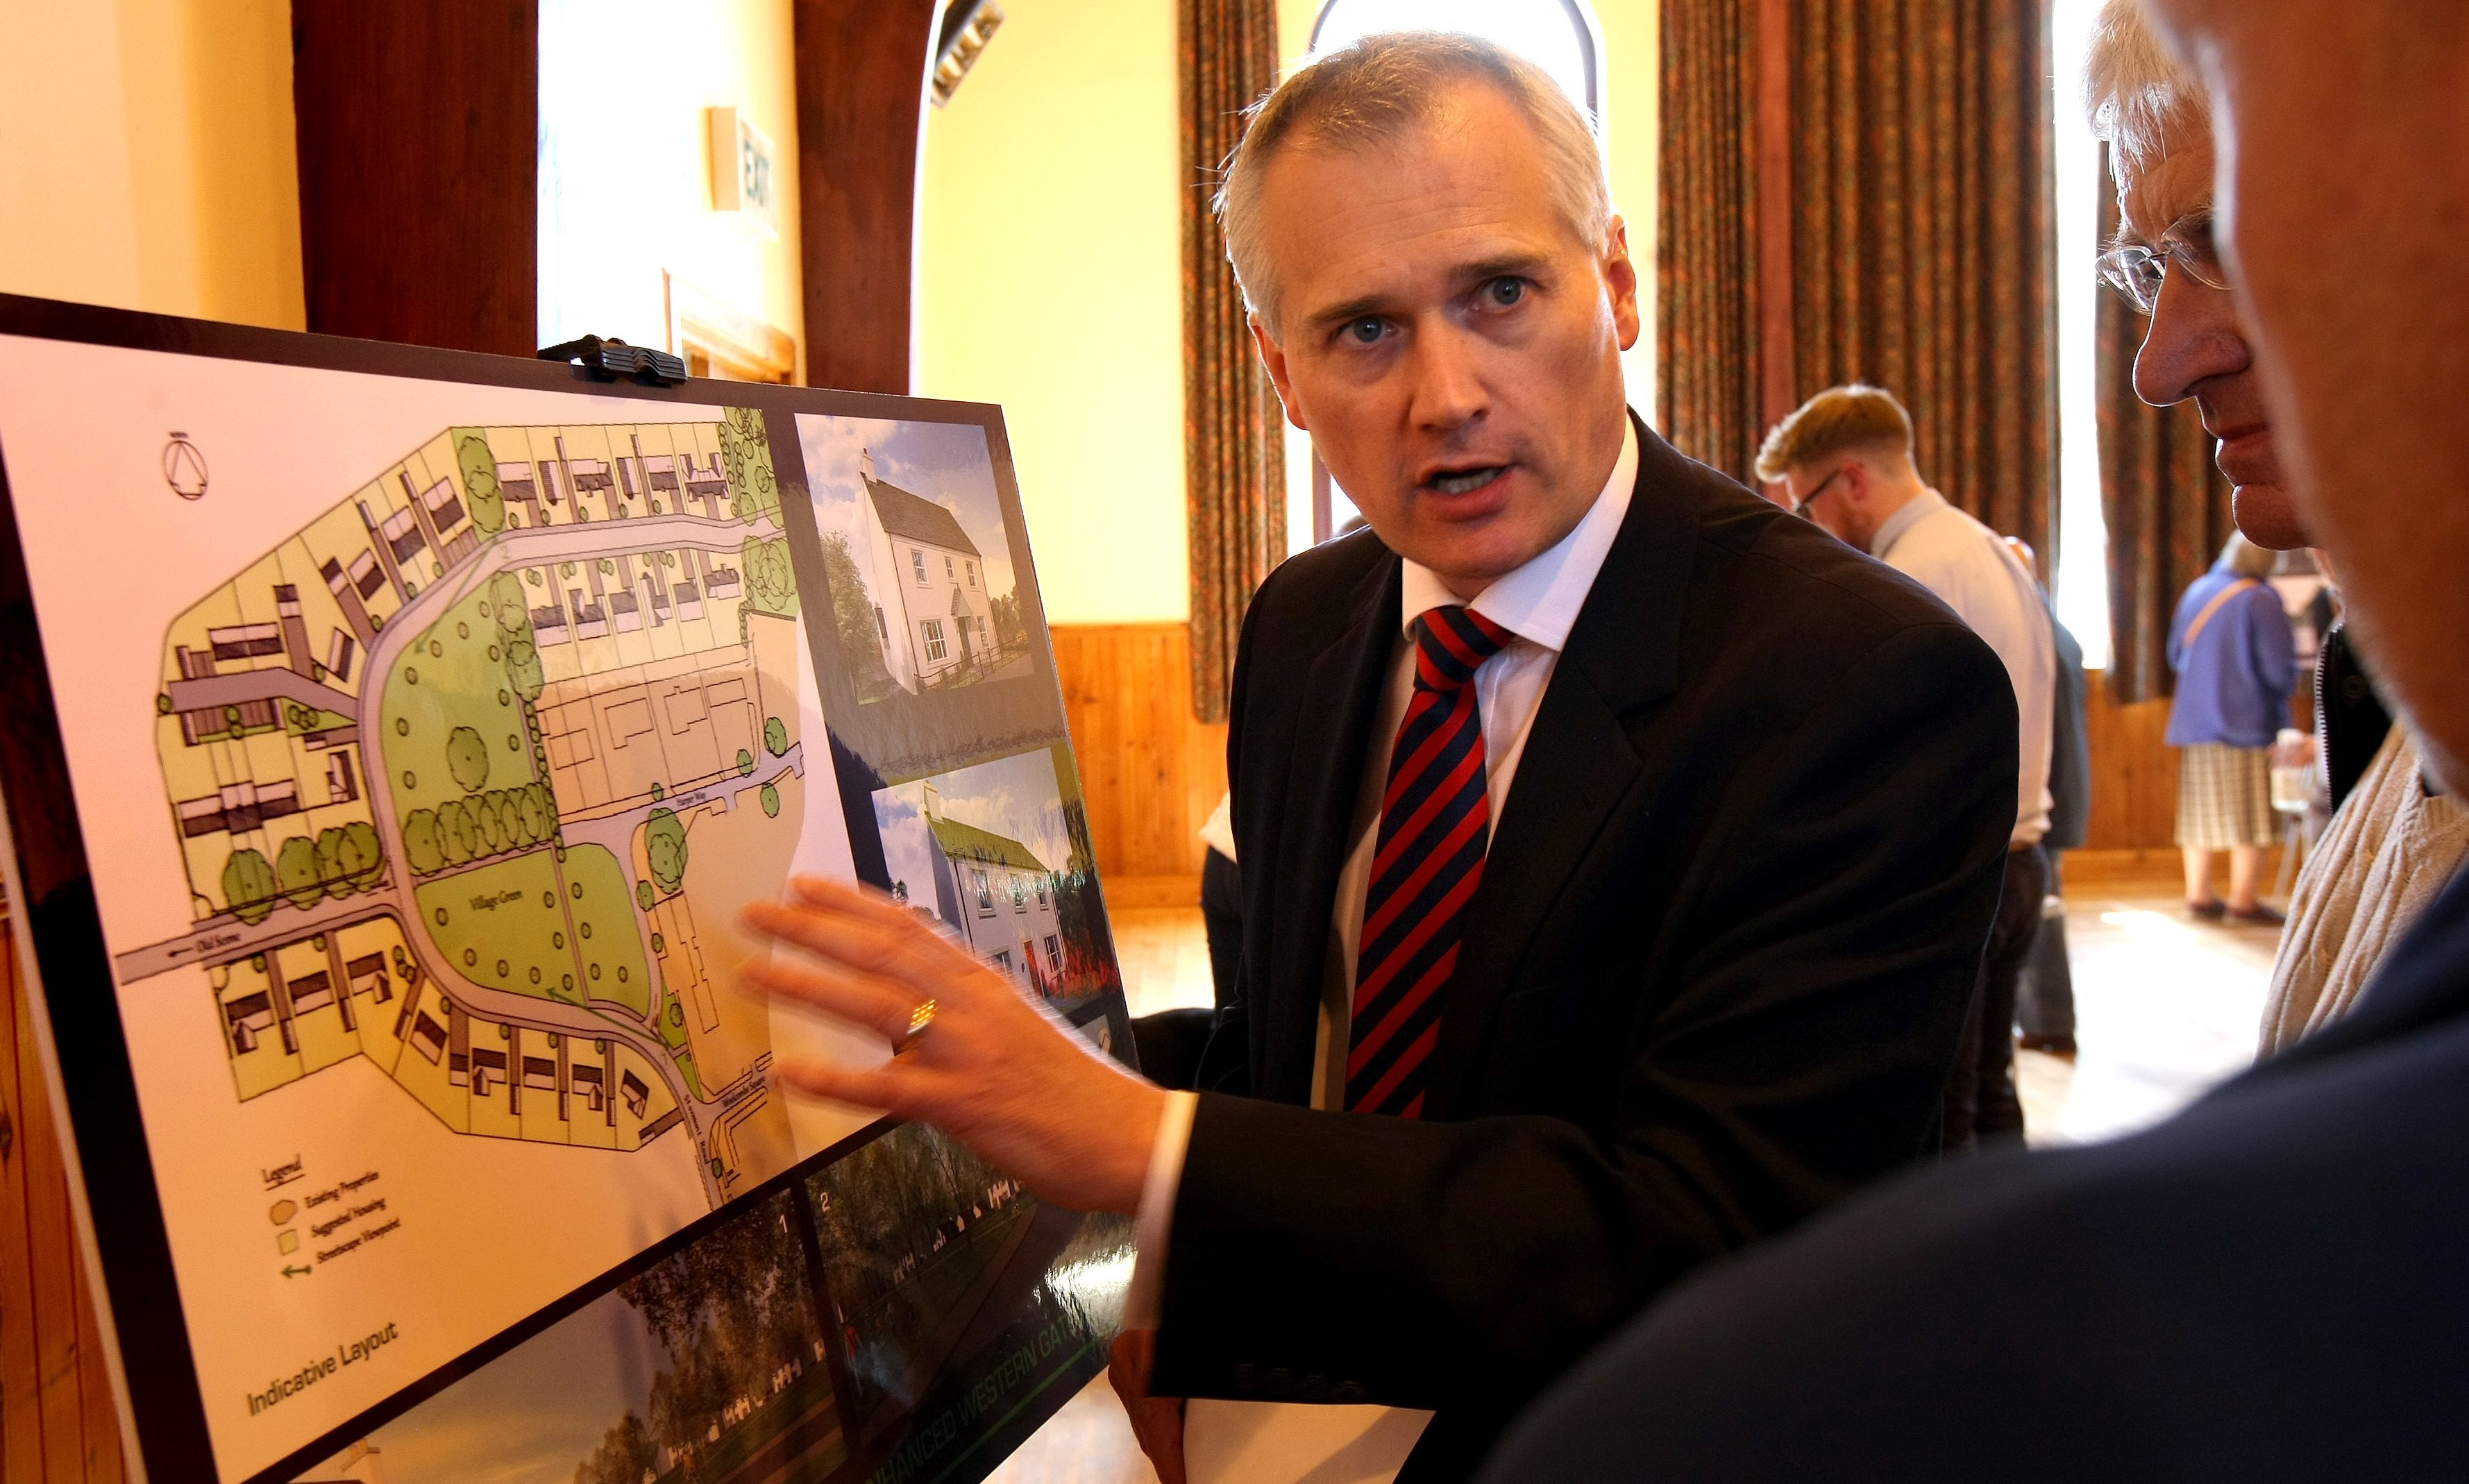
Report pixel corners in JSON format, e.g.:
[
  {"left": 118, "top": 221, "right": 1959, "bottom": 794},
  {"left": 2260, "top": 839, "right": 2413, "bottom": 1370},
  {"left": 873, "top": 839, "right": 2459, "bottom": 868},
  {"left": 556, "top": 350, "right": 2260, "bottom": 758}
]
[{"left": 708, "top": 107, "right": 778, "bottom": 231}]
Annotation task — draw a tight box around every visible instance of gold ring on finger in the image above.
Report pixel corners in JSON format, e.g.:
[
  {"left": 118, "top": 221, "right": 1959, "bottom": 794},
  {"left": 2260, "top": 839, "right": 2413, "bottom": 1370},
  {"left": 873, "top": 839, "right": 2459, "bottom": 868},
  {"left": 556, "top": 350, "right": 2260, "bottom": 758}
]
[{"left": 895, "top": 997, "right": 937, "bottom": 1056}]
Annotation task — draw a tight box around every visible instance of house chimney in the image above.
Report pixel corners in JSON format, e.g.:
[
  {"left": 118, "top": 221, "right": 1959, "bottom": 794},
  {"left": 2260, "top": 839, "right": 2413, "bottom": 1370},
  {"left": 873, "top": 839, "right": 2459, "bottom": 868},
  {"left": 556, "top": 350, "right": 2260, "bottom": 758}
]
[{"left": 859, "top": 447, "right": 877, "bottom": 484}]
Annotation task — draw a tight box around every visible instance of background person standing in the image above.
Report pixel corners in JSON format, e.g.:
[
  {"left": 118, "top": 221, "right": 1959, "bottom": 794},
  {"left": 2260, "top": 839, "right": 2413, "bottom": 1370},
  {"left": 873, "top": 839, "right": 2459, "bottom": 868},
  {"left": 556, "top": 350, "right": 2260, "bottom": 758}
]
[
  {"left": 2167, "top": 533, "right": 2297, "bottom": 924},
  {"left": 1758, "top": 384, "right": 2056, "bottom": 1149}
]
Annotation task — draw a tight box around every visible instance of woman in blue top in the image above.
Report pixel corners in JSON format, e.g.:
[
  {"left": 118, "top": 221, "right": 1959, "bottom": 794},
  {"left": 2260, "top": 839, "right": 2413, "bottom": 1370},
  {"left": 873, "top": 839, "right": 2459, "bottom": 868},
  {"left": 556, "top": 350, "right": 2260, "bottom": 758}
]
[{"left": 2168, "top": 534, "right": 2298, "bottom": 923}]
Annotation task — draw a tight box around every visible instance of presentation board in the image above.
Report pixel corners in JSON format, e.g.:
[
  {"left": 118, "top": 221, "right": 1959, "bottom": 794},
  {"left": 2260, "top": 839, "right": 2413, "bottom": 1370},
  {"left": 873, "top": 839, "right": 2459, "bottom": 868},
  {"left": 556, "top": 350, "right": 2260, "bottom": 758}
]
[{"left": 0, "top": 295, "right": 1136, "bottom": 1484}]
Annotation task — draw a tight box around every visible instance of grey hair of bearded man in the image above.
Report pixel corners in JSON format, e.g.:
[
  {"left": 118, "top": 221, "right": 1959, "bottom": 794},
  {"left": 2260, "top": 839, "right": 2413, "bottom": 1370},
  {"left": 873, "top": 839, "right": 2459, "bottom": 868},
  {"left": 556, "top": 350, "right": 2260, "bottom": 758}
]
[
  {"left": 1213, "top": 31, "right": 1615, "bottom": 335},
  {"left": 2084, "top": 0, "right": 2208, "bottom": 169}
]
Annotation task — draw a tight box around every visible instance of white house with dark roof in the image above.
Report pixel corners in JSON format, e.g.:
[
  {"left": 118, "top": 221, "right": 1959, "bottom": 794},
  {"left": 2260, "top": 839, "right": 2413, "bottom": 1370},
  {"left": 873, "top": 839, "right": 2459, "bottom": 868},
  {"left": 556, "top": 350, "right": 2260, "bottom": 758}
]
[
  {"left": 910, "top": 780, "right": 1064, "bottom": 990},
  {"left": 857, "top": 448, "right": 995, "bottom": 692}
]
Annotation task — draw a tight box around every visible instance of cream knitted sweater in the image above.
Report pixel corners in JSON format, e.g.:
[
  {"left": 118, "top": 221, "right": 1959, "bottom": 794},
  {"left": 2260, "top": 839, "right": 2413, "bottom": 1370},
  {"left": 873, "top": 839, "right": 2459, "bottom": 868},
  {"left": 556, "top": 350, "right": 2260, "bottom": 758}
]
[{"left": 2261, "top": 725, "right": 2469, "bottom": 1056}]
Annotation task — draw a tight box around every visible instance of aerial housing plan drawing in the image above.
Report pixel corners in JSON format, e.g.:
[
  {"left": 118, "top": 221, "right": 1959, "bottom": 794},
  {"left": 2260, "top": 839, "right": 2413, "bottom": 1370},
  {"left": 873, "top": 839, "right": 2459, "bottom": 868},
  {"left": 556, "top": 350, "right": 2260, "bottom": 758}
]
[
  {"left": 121, "top": 410, "right": 810, "bottom": 1205},
  {"left": 0, "top": 310, "right": 1133, "bottom": 1484}
]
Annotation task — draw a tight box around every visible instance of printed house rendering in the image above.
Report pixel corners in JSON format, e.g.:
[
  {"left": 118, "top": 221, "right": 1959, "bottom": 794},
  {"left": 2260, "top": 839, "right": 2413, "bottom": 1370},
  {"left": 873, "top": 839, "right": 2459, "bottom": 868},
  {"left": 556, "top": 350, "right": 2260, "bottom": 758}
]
[{"left": 854, "top": 448, "right": 997, "bottom": 693}]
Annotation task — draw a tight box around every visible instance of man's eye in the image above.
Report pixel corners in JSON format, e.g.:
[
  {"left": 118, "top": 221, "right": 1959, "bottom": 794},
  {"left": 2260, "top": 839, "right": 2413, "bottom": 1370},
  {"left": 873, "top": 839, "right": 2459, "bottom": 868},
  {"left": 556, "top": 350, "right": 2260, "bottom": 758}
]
[
  {"left": 1486, "top": 277, "right": 1528, "bottom": 307},
  {"left": 1345, "top": 317, "right": 1385, "bottom": 345}
]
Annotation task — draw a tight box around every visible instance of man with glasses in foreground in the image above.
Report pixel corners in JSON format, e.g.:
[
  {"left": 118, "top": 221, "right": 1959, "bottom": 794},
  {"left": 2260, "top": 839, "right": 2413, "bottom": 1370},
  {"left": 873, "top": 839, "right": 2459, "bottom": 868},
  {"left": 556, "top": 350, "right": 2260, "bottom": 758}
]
[
  {"left": 2089, "top": 0, "right": 2468, "bottom": 1054},
  {"left": 1479, "top": 0, "right": 2469, "bottom": 1474},
  {"left": 1756, "top": 385, "right": 2057, "bottom": 1150}
]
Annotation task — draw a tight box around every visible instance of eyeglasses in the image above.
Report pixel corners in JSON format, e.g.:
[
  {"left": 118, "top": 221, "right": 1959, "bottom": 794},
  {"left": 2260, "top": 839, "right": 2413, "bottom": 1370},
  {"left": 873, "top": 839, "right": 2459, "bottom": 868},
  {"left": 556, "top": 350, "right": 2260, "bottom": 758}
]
[
  {"left": 2096, "top": 210, "right": 2231, "bottom": 314},
  {"left": 1790, "top": 468, "right": 1847, "bottom": 518}
]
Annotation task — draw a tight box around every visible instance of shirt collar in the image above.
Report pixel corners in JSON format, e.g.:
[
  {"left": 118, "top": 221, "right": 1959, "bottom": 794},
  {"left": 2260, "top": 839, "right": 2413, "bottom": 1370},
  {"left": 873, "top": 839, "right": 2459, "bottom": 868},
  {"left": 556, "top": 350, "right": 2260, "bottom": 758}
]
[
  {"left": 1397, "top": 414, "right": 1640, "bottom": 653},
  {"left": 1867, "top": 487, "right": 1949, "bottom": 560}
]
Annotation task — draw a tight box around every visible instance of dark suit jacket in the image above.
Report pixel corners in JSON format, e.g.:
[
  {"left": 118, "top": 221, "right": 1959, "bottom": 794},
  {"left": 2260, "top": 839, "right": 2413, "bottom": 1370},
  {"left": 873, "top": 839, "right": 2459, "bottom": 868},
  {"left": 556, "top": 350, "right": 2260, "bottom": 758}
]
[
  {"left": 1478, "top": 864, "right": 2469, "bottom": 1483},
  {"left": 1144, "top": 419, "right": 2020, "bottom": 1479}
]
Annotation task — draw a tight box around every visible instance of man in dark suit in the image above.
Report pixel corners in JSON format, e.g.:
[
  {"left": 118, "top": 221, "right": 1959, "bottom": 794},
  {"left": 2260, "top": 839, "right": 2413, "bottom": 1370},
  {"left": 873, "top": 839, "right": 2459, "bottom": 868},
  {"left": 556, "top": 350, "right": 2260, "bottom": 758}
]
[
  {"left": 739, "top": 31, "right": 2016, "bottom": 1482},
  {"left": 1478, "top": 1, "right": 2469, "bottom": 1478}
]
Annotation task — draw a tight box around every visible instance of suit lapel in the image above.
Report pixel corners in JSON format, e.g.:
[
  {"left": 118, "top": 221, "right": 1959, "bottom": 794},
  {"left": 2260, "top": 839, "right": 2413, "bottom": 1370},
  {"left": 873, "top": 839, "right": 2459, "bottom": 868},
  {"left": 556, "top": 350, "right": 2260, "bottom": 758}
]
[
  {"left": 1258, "top": 553, "right": 1402, "bottom": 1102},
  {"left": 1428, "top": 419, "right": 1703, "bottom": 1115}
]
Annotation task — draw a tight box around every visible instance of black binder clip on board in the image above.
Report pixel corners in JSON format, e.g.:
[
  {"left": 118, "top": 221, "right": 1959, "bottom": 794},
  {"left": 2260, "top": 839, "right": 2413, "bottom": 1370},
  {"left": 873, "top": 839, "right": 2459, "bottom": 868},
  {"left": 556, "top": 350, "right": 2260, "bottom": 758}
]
[{"left": 537, "top": 333, "right": 688, "bottom": 387}]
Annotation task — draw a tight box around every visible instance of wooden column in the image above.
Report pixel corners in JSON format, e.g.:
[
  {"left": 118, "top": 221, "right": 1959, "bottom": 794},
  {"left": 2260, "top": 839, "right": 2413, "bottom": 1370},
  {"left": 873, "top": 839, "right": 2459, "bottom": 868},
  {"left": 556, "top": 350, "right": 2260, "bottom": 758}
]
[
  {"left": 791, "top": 0, "right": 943, "bottom": 394},
  {"left": 292, "top": 1, "right": 539, "bottom": 355}
]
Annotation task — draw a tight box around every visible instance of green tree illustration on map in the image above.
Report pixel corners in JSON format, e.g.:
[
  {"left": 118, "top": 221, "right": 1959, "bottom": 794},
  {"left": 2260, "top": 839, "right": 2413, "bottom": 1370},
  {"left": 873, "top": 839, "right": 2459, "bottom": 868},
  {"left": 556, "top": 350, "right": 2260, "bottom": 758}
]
[
  {"left": 276, "top": 836, "right": 325, "bottom": 911},
  {"left": 718, "top": 406, "right": 780, "bottom": 523},
  {"left": 646, "top": 808, "right": 689, "bottom": 895},
  {"left": 455, "top": 430, "right": 505, "bottom": 534},
  {"left": 741, "top": 534, "right": 796, "bottom": 616},
  {"left": 403, "top": 809, "right": 444, "bottom": 875},
  {"left": 764, "top": 716, "right": 788, "bottom": 756},
  {"left": 446, "top": 725, "right": 491, "bottom": 793},
  {"left": 222, "top": 848, "right": 276, "bottom": 925}
]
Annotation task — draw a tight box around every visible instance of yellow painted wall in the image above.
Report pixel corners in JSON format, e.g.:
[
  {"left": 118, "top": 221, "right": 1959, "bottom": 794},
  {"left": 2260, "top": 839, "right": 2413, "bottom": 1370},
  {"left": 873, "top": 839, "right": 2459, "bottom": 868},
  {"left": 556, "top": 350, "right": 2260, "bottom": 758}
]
[
  {"left": 0, "top": 0, "right": 303, "bottom": 328},
  {"left": 913, "top": 0, "right": 1187, "bottom": 625},
  {"left": 919, "top": 0, "right": 1658, "bottom": 625},
  {"left": 537, "top": 0, "right": 807, "bottom": 377}
]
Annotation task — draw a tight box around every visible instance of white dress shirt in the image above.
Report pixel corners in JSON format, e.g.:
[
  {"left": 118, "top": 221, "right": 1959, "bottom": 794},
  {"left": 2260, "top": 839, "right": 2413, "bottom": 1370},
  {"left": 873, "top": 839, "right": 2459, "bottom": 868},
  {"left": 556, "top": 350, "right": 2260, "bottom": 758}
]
[
  {"left": 1867, "top": 489, "right": 2056, "bottom": 847},
  {"left": 1122, "top": 419, "right": 1640, "bottom": 1470}
]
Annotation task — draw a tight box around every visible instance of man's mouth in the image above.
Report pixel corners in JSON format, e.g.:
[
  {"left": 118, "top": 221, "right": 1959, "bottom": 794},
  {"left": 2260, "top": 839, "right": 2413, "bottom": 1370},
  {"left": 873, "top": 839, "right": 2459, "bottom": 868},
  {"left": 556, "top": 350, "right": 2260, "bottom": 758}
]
[
  {"left": 2213, "top": 425, "right": 2277, "bottom": 485},
  {"left": 1428, "top": 466, "right": 1506, "bottom": 496}
]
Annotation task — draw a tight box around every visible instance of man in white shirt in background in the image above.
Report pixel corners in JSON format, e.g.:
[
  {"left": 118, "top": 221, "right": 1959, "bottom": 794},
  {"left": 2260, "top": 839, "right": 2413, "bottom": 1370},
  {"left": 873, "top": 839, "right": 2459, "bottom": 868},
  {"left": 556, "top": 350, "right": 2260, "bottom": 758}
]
[{"left": 1761, "top": 384, "right": 2058, "bottom": 1149}]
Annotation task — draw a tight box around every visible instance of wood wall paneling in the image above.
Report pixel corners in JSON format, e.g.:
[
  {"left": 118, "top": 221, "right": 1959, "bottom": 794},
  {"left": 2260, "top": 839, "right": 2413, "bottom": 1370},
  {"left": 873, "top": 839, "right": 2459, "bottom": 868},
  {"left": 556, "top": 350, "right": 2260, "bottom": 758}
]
[
  {"left": 0, "top": 910, "right": 124, "bottom": 1481},
  {"left": 1051, "top": 624, "right": 1225, "bottom": 906},
  {"left": 292, "top": 1, "right": 539, "bottom": 355},
  {"left": 791, "top": 0, "right": 942, "bottom": 394},
  {"left": 2080, "top": 666, "right": 2182, "bottom": 868}
]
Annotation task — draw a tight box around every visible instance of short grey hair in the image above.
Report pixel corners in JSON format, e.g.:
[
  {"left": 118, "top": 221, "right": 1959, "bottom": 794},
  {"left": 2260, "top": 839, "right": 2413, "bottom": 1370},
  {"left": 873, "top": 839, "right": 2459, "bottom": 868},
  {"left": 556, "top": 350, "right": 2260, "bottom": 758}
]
[
  {"left": 1214, "top": 31, "right": 1614, "bottom": 335},
  {"left": 2084, "top": 0, "right": 2207, "bottom": 176}
]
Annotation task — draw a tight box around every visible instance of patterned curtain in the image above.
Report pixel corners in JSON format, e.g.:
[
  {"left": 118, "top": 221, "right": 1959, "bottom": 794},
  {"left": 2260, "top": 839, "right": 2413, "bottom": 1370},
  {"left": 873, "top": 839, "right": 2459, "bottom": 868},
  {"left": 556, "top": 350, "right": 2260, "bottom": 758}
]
[
  {"left": 1181, "top": 0, "right": 1285, "bottom": 724},
  {"left": 1658, "top": 0, "right": 2057, "bottom": 555},
  {"left": 1657, "top": 0, "right": 1765, "bottom": 482},
  {"left": 2096, "top": 144, "right": 2233, "bottom": 702},
  {"left": 1786, "top": 0, "right": 2057, "bottom": 560}
]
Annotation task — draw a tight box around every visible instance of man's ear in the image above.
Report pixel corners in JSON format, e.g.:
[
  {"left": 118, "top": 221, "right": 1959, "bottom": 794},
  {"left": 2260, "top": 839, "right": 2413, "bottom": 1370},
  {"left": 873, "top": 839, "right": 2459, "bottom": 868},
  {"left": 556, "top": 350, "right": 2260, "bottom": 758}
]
[
  {"left": 1840, "top": 459, "right": 1871, "bottom": 504},
  {"left": 1603, "top": 216, "right": 1642, "bottom": 353},
  {"left": 1250, "top": 314, "right": 1310, "bottom": 432}
]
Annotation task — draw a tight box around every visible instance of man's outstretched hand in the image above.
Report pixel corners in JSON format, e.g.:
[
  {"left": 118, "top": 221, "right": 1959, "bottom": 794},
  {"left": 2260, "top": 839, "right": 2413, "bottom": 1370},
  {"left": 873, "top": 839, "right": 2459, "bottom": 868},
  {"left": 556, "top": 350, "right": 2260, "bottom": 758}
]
[{"left": 739, "top": 875, "right": 1166, "bottom": 1215}]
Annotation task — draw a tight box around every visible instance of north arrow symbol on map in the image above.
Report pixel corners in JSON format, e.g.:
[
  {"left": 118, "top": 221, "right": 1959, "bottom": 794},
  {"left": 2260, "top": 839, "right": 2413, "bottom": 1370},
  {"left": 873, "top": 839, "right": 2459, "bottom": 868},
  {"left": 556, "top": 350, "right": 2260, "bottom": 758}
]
[{"left": 281, "top": 1265, "right": 310, "bottom": 1279}]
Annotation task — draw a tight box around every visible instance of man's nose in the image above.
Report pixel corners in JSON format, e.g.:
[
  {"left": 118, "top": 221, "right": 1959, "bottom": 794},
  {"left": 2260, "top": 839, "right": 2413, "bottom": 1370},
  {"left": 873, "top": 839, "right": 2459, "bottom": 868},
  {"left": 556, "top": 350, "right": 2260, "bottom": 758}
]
[
  {"left": 1406, "top": 322, "right": 1490, "bottom": 430},
  {"left": 2132, "top": 274, "right": 2252, "bottom": 407}
]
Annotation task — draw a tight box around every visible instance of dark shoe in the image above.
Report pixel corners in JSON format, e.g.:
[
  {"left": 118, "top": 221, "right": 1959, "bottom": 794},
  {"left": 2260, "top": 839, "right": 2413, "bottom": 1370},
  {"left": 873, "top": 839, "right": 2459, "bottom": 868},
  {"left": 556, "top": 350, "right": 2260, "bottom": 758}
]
[
  {"left": 2227, "top": 903, "right": 2287, "bottom": 927},
  {"left": 2186, "top": 899, "right": 2227, "bottom": 920},
  {"left": 2016, "top": 1032, "right": 2078, "bottom": 1059}
]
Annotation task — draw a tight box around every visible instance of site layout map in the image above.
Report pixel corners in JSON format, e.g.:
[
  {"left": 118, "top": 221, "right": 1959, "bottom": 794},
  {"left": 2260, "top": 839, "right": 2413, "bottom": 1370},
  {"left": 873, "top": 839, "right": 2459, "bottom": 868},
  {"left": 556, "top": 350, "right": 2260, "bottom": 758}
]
[{"left": 0, "top": 314, "right": 1134, "bottom": 1484}]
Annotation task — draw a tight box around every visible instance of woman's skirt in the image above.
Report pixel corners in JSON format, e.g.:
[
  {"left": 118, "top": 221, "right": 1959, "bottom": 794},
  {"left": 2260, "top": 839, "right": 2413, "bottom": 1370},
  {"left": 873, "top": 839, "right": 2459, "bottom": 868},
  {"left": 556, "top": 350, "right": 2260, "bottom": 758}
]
[{"left": 2177, "top": 743, "right": 2278, "bottom": 850}]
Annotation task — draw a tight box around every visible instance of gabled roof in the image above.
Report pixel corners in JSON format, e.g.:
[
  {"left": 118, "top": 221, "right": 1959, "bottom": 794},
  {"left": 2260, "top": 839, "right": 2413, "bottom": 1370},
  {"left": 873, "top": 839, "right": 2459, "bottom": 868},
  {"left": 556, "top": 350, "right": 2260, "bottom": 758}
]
[
  {"left": 928, "top": 814, "right": 1047, "bottom": 874},
  {"left": 866, "top": 475, "right": 981, "bottom": 559}
]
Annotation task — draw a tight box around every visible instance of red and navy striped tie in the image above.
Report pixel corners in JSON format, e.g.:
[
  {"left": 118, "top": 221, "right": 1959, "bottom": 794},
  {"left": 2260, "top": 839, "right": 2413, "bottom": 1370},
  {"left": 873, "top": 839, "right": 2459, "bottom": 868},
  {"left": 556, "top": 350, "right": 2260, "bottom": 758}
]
[{"left": 1347, "top": 605, "right": 1515, "bottom": 1118}]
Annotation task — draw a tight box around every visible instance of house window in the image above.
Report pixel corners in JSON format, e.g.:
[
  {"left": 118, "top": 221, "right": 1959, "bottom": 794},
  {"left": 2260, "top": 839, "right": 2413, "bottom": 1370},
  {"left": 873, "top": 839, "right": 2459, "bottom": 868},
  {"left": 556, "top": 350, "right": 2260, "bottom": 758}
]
[
  {"left": 1011, "top": 876, "right": 1026, "bottom": 910},
  {"left": 922, "top": 618, "right": 948, "bottom": 662},
  {"left": 972, "top": 868, "right": 993, "bottom": 911},
  {"left": 945, "top": 554, "right": 957, "bottom": 582},
  {"left": 873, "top": 605, "right": 886, "bottom": 641},
  {"left": 966, "top": 560, "right": 977, "bottom": 589},
  {"left": 1036, "top": 878, "right": 1048, "bottom": 906},
  {"left": 1044, "top": 934, "right": 1062, "bottom": 977},
  {"left": 911, "top": 548, "right": 929, "bottom": 585},
  {"left": 991, "top": 948, "right": 1012, "bottom": 973}
]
